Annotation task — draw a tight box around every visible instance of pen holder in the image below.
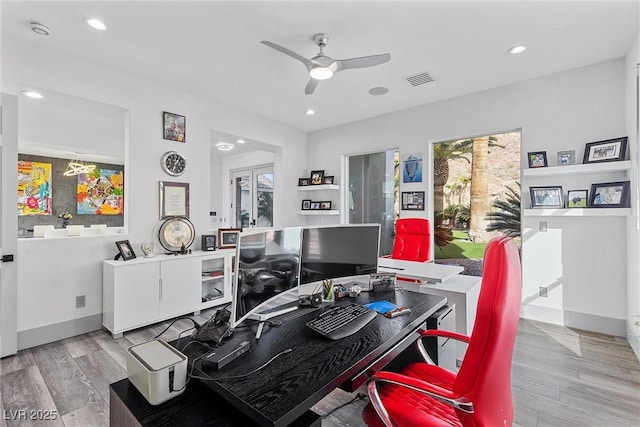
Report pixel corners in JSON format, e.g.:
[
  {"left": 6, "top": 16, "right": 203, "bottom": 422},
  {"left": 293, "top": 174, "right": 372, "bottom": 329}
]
[{"left": 322, "top": 279, "right": 335, "bottom": 302}]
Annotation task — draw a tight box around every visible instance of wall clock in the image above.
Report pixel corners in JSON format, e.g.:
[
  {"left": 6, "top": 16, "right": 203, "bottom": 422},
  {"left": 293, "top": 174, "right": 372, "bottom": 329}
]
[{"left": 161, "top": 151, "right": 187, "bottom": 176}]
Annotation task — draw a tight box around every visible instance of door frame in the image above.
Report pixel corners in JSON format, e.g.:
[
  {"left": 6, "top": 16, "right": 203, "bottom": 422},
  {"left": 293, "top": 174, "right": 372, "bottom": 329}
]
[{"left": 230, "top": 163, "right": 274, "bottom": 229}]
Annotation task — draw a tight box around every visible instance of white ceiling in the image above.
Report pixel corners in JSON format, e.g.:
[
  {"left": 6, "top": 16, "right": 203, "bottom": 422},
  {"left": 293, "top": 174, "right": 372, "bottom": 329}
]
[{"left": 2, "top": 1, "right": 638, "bottom": 137}]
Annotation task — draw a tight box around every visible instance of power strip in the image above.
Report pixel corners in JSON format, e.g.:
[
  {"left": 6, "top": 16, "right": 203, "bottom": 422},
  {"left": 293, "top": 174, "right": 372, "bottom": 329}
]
[{"left": 201, "top": 340, "right": 251, "bottom": 371}]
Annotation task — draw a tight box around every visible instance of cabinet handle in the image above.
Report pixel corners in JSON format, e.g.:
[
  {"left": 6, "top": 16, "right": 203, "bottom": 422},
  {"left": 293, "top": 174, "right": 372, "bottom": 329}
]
[{"left": 159, "top": 278, "right": 162, "bottom": 300}]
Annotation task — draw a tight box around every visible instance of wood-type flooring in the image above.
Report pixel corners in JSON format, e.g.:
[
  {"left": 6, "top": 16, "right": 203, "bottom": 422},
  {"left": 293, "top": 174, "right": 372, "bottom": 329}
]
[{"left": 1, "top": 313, "right": 639, "bottom": 426}]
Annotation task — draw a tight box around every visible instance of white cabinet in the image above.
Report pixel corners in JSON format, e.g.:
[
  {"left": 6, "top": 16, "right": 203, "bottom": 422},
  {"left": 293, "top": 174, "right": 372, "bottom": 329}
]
[
  {"left": 103, "top": 250, "right": 234, "bottom": 338},
  {"left": 522, "top": 160, "right": 631, "bottom": 217}
]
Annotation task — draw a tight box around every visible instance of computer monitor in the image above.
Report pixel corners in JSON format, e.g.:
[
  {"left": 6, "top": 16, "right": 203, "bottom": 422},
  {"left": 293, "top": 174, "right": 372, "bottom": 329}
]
[
  {"left": 231, "top": 227, "right": 303, "bottom": 329},
  {"left": 300, "top": 224, "right": 380, "bottom": 284}
]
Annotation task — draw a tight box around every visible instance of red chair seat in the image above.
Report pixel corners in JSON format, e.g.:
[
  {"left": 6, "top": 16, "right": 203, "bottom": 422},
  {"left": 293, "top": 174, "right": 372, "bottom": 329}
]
[{"left": 362, "top": 363, "right": 460, "bottom": 427}]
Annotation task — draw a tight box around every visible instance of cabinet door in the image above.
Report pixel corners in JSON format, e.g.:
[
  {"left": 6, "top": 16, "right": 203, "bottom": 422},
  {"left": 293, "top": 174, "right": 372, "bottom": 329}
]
[
  {"left": 160, "top": 257, "right": 201, "bottom": 318},
  {"left": 113, "top": 263, "right": 160, "bottom": 332}
]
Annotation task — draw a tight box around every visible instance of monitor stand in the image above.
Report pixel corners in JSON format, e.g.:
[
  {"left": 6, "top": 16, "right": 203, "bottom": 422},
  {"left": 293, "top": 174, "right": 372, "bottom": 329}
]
[{"left": 246, "top": 304, "right": 298, "bottom": 339}]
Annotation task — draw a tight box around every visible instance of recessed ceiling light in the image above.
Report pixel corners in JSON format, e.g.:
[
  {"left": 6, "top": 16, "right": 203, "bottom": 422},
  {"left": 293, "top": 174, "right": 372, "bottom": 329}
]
[
  {"left": 368, "top": 86, "right": 389, "bottom": 96},
  {"left": 21, "top": 91, "right": 43, "bottom": 99},
  {"left": 216, "top": 142, "right": 235, "bottom": 151},
  {"left": 236, "top": 139, "right": 245, "bottom": 144},
  {"left": 30, "top": 22, "right": 51, "bottom": 36},
  {"left": 508, "top": 45, "right": 526, "bottom": 55},
  {"left": 85, "top": 17, "right": 107, "bottom": 31},
  {"left": 305, "top": 109, "right": 315, "bottom": 115}
]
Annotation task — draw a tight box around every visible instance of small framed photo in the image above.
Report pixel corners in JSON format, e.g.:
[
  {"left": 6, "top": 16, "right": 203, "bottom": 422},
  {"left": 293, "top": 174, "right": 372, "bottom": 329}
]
[
  {"left": 298, "top": 178, "right": 310, "bottom": 186},
  {"left": 160, "top": 181, "right": 189, "bottom": 219},
  {"left": 115, "top": 240, "right": 136, "bottom": 261},
  {"left": 163, "top": 112, "right": 186, "bottom": 142},
  {"left": 319, "top": 201, "right": 332, "bottom": 210},
  {"left": 310, "top": 201, "right": 321, "bottom": 210},
  {"left": 218, "top": 228, "right": 242, "bottom": 249},
  {"left": 589, "top": 181, "right": 630, "bottom": 208},
  {"left": 527, "top": 151, "right": 548, "bottom": 168},
  {"left": 401, "top": 191, "right": 425, "bottom": 210},
  {"left": 310, "top": 170, "right": 324, "bottom": 185},
  {"left": 557, "top": 150, "right": 576, "bottom": 166},
  {"left": 583, "top": 137, "right": 627, "bottom": 164},
  {"left": 322, "top": 176, "right": 334, "bottom": 185},
  {"left": 301, "top": 199, "right": 312, "bottom": 210},
  {"left": 529, "top": 186, "right": 564, "bottom": 209},
  {"left": 567, "top": 190, "right": 588, "bottom": 208},
  {"left": 202, "top": 234, "right": 216, "bottom": 251}
]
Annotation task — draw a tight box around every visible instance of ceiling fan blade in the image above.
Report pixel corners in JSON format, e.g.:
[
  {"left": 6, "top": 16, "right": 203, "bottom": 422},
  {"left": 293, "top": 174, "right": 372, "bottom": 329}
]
[
  {"left": 261, "top": 40, "right": 311, "bottom": 66},
  {"left": 305, "top": 79, "right": 319, "bottom": 95},
  {"left": 335, "top": 53, "right": 391, "bottom": 72}
]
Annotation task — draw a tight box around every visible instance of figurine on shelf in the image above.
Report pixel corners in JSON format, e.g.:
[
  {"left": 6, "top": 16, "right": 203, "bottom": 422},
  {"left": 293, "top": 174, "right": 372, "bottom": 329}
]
[{"left": 58, "top": 211, "right": 72, "bottom": 228}]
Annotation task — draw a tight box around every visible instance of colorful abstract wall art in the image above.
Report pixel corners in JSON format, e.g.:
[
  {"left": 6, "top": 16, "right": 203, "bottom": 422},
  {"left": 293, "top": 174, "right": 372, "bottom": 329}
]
[
  {"left": 17, "top": 160, "right": 52, "bottom": 215},
  {"left": 77, "top": 168, "right": 124, "bottom": 215}
]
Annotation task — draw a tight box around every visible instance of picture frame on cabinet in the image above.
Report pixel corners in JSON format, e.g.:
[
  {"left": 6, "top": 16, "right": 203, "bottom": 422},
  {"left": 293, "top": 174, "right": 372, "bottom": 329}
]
[
  {"left": 298, "top": 178, "right": 310, "bottom": 186},
  {"left": 527, "top": 151, "right": 548, "bottom": 168},
  {"left": 301, "top": 199, "right": 311, "bottom": 210},
  {"left": 202, "top": 234, "right": 217, "bottom": 251},
  {"left": 567, "top": 190, "right": 588, "bottom": 208},
  {"left": 310, "top": 170, "right": 324, "bottom": 185},
  {"left": 319, "top": 201, "right": 332, "bottom": 210},
  {"left": 322, "top": 176, "right": 334, "bottom": 185},
  {"left": 589, "top": 181, "right": 630, "bottom": 208},
  {"left": 557, "top": 150, "right": 576, "bottom": 166},
  {"left": 163, "top": 111, "right": 186, "bottom": 142},
  {"left": 218, "top": 228, "right": 242, "bottom": 249},
  {"left": 583, "top": 137, "right": 627, "bottom": 164},
  {"left": 115, "top": 240, "right": 136, "bottom": 261},
  {"left": 529, "top": 186, "right": 564, "bottom": 209}
]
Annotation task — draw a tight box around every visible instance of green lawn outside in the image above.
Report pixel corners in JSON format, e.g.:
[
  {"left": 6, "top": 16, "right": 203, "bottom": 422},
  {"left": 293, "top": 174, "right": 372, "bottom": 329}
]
[{"left": 436, "top": 230, "right": 486, "bottom": 259}]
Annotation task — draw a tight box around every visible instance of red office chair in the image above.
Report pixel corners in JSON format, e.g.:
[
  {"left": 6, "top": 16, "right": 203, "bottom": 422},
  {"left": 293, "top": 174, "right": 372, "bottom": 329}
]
[
  {"left": 363, "top": 235, "right": 522, "bottom": 427},
  {"left": 390, "top": 218, "right": 431, "bottom": 262}
]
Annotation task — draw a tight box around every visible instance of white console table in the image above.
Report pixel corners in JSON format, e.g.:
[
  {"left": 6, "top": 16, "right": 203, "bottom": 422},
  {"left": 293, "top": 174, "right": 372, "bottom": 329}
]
[
  {"left": 377, "top": 257, "right": 464, "bottom": 283},
  {"left": 400, "top": 275, "right": 481, "bottom": 363}
]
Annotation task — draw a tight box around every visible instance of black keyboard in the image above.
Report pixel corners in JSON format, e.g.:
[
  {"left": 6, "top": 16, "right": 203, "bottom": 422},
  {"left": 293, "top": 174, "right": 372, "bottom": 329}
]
[{"left": 306, "top": 304, "right": 377, "bottom": 340}]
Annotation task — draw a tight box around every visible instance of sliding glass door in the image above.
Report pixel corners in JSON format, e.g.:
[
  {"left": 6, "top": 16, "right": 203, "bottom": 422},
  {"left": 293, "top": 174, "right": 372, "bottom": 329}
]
[{"left": 347, "top": 150, "right": 398, "bottom": 256}]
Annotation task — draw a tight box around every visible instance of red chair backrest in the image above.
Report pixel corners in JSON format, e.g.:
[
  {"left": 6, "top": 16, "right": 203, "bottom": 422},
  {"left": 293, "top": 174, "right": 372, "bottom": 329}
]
[
  {"left": 453, "top": 235, "right": 522, "bottom": 426},
  {"left": 391, "top": 218, "right": 431, "bottom": 262}
]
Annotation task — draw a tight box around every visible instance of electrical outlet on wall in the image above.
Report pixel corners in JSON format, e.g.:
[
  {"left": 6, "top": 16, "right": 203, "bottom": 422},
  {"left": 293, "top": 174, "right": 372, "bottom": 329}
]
[
  {"left": 539, "top": 221, "right": 548, "bottom": 232},
  {"left": 76, "top": 295, "right": 86, "bottom": 308},
  {"left": 539, "top": 287, "right": 548, "bottom": 297}
]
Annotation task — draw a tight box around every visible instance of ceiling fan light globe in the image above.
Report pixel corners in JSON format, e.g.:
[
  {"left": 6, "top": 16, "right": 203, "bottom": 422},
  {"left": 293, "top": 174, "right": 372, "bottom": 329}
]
[{"left": 309, "top": 67, "right": 333, "bottom": 80}]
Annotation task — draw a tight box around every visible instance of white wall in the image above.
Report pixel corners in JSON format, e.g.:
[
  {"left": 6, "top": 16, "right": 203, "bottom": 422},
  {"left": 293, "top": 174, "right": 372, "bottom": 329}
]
[
  {"left": 625, "top": 32, "right": 640, "bottom": 356},
  {"left": 4, "top": 38, "right": 306, "bottom": 346},
  {"left": 308, "top": 58, "right": 630, "bottom": 335}
]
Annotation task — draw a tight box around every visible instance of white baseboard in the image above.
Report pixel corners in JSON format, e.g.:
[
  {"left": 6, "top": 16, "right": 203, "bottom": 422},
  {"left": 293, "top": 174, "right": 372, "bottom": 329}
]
[
  {"left": 626, "top": 321, "right": 640, "bottom": 362},
  {"left": 17, "top": 314, "right": 102, "bottom": 351},
  {"left": 521, "top": 305, "right": 625, "bottom": 336}
]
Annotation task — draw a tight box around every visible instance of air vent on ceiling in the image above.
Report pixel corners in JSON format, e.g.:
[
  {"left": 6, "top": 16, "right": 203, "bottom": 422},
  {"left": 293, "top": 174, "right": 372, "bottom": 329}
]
[{"left": 403, "top": 71, "right": 436, "bottom": 87}]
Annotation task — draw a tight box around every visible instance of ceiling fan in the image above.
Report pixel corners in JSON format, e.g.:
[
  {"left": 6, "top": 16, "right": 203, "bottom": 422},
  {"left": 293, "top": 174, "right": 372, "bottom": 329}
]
[{"left": 261, "top": 33, "right": 391, "bottom": 95}]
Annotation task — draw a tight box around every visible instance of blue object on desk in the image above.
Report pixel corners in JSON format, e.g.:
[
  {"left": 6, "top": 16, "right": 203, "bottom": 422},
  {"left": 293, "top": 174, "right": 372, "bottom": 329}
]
[{"left": 364, "top": 300, "right": 397, "bottom": 314}]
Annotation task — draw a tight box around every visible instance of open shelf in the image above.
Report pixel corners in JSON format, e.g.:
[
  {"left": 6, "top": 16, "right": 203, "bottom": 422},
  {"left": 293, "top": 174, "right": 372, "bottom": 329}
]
[
  {"left": 298, "top": 210, "right": 340, "bottom": 215},
  {"left": 297, "top": 184, "right": 339, "bottom": 191},
  {"left": 522, "top": 160, "right": 631, "bottom": 177},
  {"left": 523, "top": 208, "right": 631, "bottom": 217}
]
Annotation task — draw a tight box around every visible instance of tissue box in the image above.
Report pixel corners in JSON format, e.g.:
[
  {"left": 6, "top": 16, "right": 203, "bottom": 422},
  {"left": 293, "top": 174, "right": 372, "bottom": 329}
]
[{"left": 126, "top": 339, "right": 187, "bottom": 405}]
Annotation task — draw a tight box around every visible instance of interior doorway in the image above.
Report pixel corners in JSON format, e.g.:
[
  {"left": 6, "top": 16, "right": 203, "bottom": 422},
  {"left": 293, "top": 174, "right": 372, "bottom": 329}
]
[
  {"left": 231, "top": 165, "right": 274, "bottom": 228},
  {"left": 347, "top": 149, "right": 399, "bottom": 256},
  {"left": 432, "top": 131, "right": 521, "bottom": 275}
]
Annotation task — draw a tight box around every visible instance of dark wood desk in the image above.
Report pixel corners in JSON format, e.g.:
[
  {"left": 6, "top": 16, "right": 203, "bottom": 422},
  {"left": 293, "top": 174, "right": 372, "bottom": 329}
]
[{"left": 110, "top": 290, "right": 447, "bottom": 427}]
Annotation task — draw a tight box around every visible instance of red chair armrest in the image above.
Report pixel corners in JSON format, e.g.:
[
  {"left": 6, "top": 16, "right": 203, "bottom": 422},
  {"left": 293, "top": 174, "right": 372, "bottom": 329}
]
[
  {"left": 419, "top": 328, "right": 470, "bottom": 343},
  {"left": 368, "top": 371, "right": 474, "bottom": 426}
]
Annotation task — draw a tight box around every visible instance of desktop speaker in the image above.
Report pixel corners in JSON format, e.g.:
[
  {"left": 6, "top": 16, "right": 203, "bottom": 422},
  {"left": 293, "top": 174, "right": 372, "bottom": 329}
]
[{"left": 298, "top": 292, "right": 322, "bottom": 308}]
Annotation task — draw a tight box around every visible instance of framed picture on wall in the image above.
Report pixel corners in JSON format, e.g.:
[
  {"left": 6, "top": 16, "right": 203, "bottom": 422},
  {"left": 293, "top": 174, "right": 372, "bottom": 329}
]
[
  {"left": 402, "top": 153, "right": 422, "bottom": 183},
  {"left": 527, "top": 151, "right": 548, "bottom": 168},
  {"left": 310, "top": 170, "right": 324, "bottom": 185},
  {"left": 557, "top": 150, "right": 576, "bottom": 166},
  {"left": 401, "top": 191, "right": 425, "bottom": 210},
  {"left": 160, "top": 181, "right": 189, "bottom": 219},
  {"left": 301, "top": 199, "right": 311, "bottom": 210},
  {"left": 163, "top": 111, "right": 186, "bottom": 142}
]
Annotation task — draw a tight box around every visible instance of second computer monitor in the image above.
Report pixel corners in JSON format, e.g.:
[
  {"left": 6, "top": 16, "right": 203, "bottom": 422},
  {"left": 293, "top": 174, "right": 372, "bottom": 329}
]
[{"left": 300, "top": 224, "right": 380, "bottom": 284}]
